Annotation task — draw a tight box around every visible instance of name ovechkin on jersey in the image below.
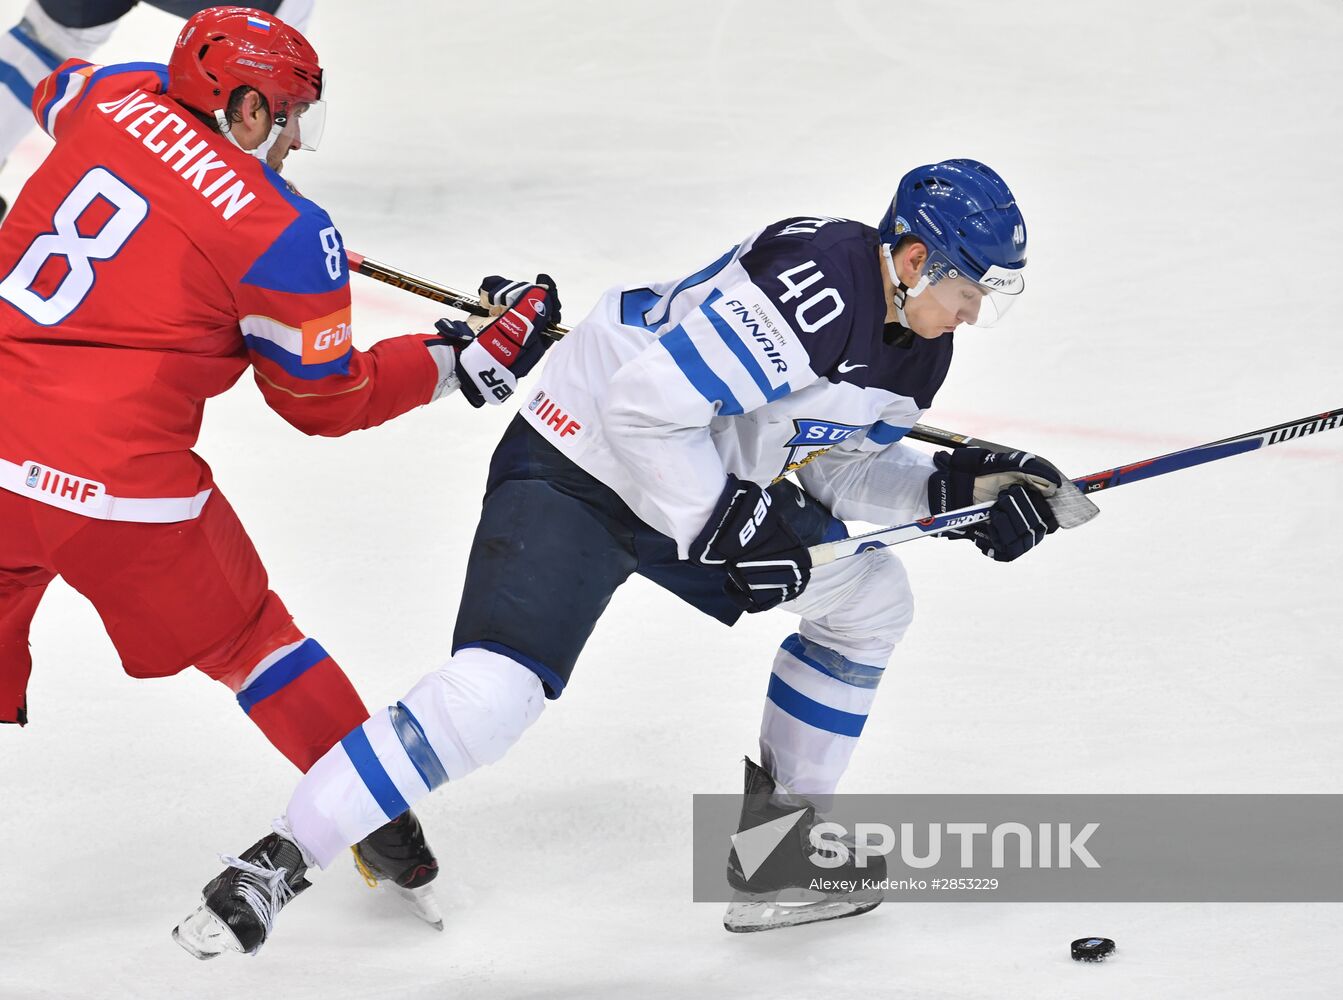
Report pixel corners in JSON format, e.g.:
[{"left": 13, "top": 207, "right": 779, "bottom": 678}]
[{"left": 96, "top": 89, "right": 256, "bottom": 220}]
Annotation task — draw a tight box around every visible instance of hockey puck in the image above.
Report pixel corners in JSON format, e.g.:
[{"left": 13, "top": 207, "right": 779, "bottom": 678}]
[{"left": 1071, "top": 937, "right": 1115, "bottom": 962}]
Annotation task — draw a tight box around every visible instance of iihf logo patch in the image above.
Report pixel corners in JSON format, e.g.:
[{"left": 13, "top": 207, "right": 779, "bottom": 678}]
[
  {"left": 529, "top": 390, "right": 545, "bottom": 412},
  {"left": 25, "top": 465, "right": 39, "bottom": 488}
]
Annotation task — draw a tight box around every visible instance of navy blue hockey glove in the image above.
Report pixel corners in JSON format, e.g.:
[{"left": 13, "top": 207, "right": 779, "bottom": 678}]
[
  {"left": 974, "top": 484, "right": 1058, "bottom": 562},
  {"left": 926, "top": 447, "right": 1061, "bottom": 562},
  {"left": 693, "top": 476, "right": 811, "bottom": 613},
  {"left": 429, "top": 274, "right": 561, "bottom": 408}
]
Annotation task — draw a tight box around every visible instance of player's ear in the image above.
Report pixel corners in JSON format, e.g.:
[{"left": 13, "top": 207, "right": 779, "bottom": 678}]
[
  {"left": 896, "top": 240, "right": 928, "bottom": 285},
  {"left": 242, "top": 89, "right": 268, "bottom": 127}
]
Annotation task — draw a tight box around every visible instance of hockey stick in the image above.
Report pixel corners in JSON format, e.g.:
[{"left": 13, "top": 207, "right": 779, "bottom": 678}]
[
  {"left": 346, "top": 250, "right": 572, "bottom": 337},
  {"left": 810, "top": 407, "right": 1343, "bottom": 565}
]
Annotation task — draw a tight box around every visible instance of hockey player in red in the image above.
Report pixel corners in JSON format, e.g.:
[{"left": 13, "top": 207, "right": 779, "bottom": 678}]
[{"left": 0, "top": 5, "right": 558, "bottom": 929}]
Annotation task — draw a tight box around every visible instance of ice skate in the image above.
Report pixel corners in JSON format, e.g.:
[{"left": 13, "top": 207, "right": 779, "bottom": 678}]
[
  {"left": 352, "top": 809, "right": 443, "bottom": 930},
  {"left": 173, "top": 830, "right": 311, "bottom": 959},
  {"left": 723, "top": 758, "right": 884, "bottom": 933}
]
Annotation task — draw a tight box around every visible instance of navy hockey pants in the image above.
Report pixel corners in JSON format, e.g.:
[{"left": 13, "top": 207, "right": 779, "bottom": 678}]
[{"left": 451, "top": 415, "right": 845, "bottom": 698}]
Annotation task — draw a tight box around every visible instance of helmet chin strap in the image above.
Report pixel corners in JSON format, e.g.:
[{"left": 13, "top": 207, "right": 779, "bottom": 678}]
[{"left": 881, "top": 243, "right": 929, "bottom": 329}]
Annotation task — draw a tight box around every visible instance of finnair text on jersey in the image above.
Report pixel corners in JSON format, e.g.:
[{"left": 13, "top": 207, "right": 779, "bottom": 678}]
[
  {"left": 95, "top": 90, "right": 257, "bottom": 221},
  {"left": 723, "top": 298, "right": 788, "bottom": 374}
]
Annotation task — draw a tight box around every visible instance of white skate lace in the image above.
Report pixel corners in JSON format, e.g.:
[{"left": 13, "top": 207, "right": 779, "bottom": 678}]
[{"left": 218, "top": 854, "right": 298, "bottom": 939}]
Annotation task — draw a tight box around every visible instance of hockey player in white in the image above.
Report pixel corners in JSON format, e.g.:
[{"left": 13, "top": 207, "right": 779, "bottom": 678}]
[{"left": 175, "top": 159, "right": 1064, "bottom": 955}]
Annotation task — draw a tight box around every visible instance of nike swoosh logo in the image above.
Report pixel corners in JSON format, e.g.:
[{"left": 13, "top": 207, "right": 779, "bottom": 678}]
[{"left": 837, "top": 360, "right": 868, "bottom": 373}]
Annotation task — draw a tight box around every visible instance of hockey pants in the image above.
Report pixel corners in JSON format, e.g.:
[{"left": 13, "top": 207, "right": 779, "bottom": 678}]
[{"left": 0, "top": 486, "right": 368, "bottom": 771}]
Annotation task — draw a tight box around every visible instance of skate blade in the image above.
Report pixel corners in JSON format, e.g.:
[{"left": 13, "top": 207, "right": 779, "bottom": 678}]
[
  {"left": 390, "top": 882, "right": 444, "bottom": 931},
  {"left": 172, "top": 904, "right": 241, "bottom": 960},
  {"left": 352, "top": 850, "right": 444, "bottom": 931},
  {"left": 723, "top": 888, "right": 882, "bottom": 933}
]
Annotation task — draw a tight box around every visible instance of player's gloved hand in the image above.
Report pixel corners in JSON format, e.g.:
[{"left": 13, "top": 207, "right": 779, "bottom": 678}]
[
  {"left": 926, "top": 447, "right": 1061, "bottom": 561},
  {"left": 973, "top": 484, "right": 1058, "bottom": 562},
  {"left": 429, "top": 274, "right": 561, "bottom": 407},
  {"left": 693, "top": 475, "right": 811, "bottom": 613},
  {"left": 465, "top": 275, "right": 544, "bottom": 331}
]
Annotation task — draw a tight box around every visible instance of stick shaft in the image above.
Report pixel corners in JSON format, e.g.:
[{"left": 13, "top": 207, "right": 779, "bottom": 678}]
[
  {"left": 346, "top": 250, "right": 572, "bottom": 337},
  {"left": 1072, "top": 407, "right": 1343, "bottom": 494},
  {"left": 811, "top": 407, "right": 1343, "bottom": 565}
]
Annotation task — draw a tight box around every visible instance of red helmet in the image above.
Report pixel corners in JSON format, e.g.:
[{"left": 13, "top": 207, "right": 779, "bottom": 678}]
[{"left": 168, "top": 6, "right": 324, "bottom": 147}]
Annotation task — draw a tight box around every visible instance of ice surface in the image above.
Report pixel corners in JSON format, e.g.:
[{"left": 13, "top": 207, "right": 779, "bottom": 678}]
[{"left": 1, "top": 1, "right": 1340, "bottom": 998}]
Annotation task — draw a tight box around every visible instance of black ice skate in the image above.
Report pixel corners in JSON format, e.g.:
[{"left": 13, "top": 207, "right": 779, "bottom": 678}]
[
  {"left": 352, "top": 809, "right": 443, "bottom": 930},
  {"left": 172, "top": 831, "right": 311, "bottom": 959},
  {"left": 723, "top": 757, "right": 884, "bottom": 933}
]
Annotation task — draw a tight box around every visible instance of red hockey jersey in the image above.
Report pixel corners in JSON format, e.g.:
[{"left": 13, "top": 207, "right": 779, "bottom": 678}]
[{"left": 0, "top": 60, "right": 441, "bottom": 523}]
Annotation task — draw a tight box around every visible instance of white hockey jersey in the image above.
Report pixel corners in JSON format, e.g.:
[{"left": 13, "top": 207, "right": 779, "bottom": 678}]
[{"left": 520, "top": 217, "right": 952, "bottom": 556}]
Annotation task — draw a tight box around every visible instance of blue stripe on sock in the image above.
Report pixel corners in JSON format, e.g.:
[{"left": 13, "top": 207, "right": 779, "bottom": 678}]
[
  {"left": 390, "top": 702, "right": 449, "bottom": 791},
  {"left": 341, "top": 724, "right": 410, "bottom": 821},
  {"left": 236, "top": 639, "right": 329, "bottom": 714},
  {"left": 0, "top": 60, "right": 35, "bottom": 106},
  {"left": 767, "top": 674, "right": 868, "bottom": 737},
  {"left": 780, "top": 633, "right": 883, "bottom": 689},
  {"left": 7, "top": 26, "right": 60, "bottom": 71}
]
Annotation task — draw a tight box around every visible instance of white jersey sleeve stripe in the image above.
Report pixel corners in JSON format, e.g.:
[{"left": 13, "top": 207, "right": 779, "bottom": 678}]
[
  {"left": 239, "top": 314, "right": 302, "bottom": 355},
  {"left": 700, "top": 291, "right": 791, "bottom": 404},
  {"left": 658, "top": 322, "right": 745, "bottom": 415}
]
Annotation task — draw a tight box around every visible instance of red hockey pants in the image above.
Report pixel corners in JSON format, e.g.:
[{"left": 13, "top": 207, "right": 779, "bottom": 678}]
[{"left": 0, "top": 486, "right": 368, "bottom": 770}]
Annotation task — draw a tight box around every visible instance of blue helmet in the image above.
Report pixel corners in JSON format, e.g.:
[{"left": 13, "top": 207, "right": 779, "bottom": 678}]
[{"left": 878, "top": 159, "right": 1027, "bottom": 326}]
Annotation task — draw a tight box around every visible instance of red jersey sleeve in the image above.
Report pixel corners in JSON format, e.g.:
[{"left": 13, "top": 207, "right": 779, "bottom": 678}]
[
  {"left": 31, "top": 58, "right": 95, "bottom": 139},
  {"left": 235, "top": 182, "right": 440, "bottom": 437}
]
